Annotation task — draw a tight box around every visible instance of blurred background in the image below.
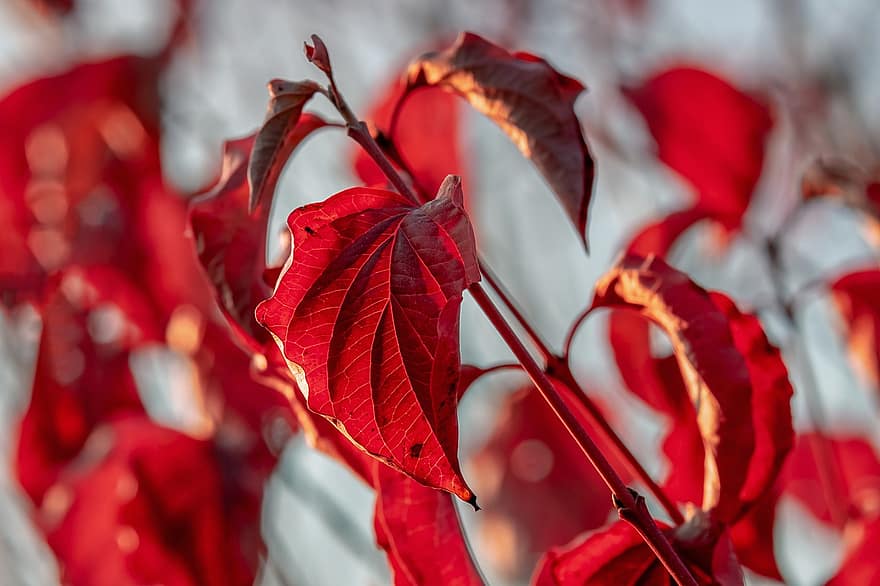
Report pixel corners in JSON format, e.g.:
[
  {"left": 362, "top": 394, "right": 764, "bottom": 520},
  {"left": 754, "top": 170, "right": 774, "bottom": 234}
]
[{"left": 2, "top": 0, "right": 880, "bottom": 585}]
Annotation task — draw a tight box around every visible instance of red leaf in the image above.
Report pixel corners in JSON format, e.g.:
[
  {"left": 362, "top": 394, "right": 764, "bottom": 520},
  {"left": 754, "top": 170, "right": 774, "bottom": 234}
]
[
  {"left": 190, "top": 118, "right": 326, "bottom": 347},
  {"left": 256, "top": 176, "right": 480, "bottom": 502},
  {"left": 827, "top": 514, "right": 880, "bottom": 585},
  {"left": 623, "top": 67, "right": 772, "bottom": 227},
  {"left": 785, "top": 432, "right": 880, "bottom": 527},
  {"left": 709, "top": 293, "right": 793, "bottom": 510},
  {"left": 405, "top": 32, "right": 594, "bottom": 246},
  {"left": 42, "top": 417, "right": 260, "bottom": 586},
  {"left": 15, "top": 265, "right": 160, "bottom": 502},
  {"left": 354, "top": 73, "right": 467, "bottom": 200},
  {"left": 248, "top": 79, "right": 321, "bottom": 211},
  {"left": 533, "top": 516, "right": 742, "bottom": 586},
  {"left": 0, "top": 55, "right": 162, "bottom": 303},
  {"left": 304, "top": 34, "right": 333, "bottom": 77},
  {"left": 592, "top": 256, "right": 754, "bottom": 522},
  {"left": 470, "top": 384, "right": 616, "bottom": 578},
  {"left": 373, "top": 464, "right": 483, "bottom": 586},
  {"left": 830, "top": 269, "right": 880, "bottom": 391},
  {"left": 728, "top": 486, "right": 784, "bottom": 581}
]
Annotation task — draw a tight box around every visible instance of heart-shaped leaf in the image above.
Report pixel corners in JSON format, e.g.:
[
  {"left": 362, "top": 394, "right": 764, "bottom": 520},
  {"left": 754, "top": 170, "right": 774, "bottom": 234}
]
[
  {"left": 256, "top": 176, "right": 480, "bottom": 502},
  {"left": 623, "top": 67, "right": 772, "bottom": 228},
  {"left": 404, "top": 32, "right": 594, "bottom": 246}
]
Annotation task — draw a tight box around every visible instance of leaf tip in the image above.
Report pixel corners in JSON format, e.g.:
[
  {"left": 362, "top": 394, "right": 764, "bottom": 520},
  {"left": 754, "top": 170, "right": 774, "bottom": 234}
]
[
  {"left": 304, "top": 34, "right": 332, "bottom": 75},
  {"left": 437, "top": 174, "right": 463, "bottom": 206},
  {"left": 467, "top": 493, "right": 480, "bottom": 511}
]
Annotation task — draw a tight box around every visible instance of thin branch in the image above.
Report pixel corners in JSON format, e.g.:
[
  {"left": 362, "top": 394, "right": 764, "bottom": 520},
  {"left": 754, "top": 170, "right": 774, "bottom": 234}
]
[{"left": 469, "top": 284, "right": 697, "bottom": 586}]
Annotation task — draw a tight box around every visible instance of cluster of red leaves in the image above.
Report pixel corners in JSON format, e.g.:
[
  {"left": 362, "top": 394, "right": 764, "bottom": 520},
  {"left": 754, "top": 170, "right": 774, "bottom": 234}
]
[
  {"left": 6, "top": 16, "right": 880, "bottom": 585},
  {"left": 2, "top": 39, "right": 293, "bottom": 586}
]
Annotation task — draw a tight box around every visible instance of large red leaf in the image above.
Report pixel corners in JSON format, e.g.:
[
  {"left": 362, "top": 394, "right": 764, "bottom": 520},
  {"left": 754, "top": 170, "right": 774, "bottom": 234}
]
[
  {"left": 623, "top": 67, "right": 772, "bottom": 228},
  {"left": 354, "top": 70, "right": 467, "bottom": 200},
  {"left": 260, "top": 346, "right": 481, "bottom": 585},
  {"left": 592, "top": 256, "right": 755, "bottom": 522},
  {"left": 256, "top": 176, "right": 480, "bottom": 502},
  {"left": 532, "top": 517, "right": 742, "bottom": 586},
  {"left": 404, "top": 32, "right": 594, "bottom": 245},
  {"left": 373, "top": 464, "right": 484, "bottom": 586},
  {"left": 469, "top": 384, "right": 616, "bottom": 578}
]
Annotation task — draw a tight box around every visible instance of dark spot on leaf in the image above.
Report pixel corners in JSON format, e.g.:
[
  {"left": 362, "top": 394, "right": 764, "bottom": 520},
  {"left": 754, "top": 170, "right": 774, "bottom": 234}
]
[
  {"left": 304, "top": 226, "right": 316, "bottom": 235},
  {"left": 409, "top": 443, "right": 423, "bottom": 458}
]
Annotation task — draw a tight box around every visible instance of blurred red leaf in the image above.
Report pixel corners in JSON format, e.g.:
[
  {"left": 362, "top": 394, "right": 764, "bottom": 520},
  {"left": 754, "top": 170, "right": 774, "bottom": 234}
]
[
  {"left": 354, "top": 73, "right": 467, "bottom": 200},
  {"left": 830, "top": 269, "right": 880, "bottom": 391},
  {"left": 827, "top": 515, "right": 880, "bottom": 585},
  {"left": 189, "top": 118, "right": 326, "bottom": 348},
  {"left": 248, "top": 79, "right": 321, "bottom": 211},
  {"left": 785, "top": 432, "right": 880, "bottom": 527},
  {"left": 728, "top": 486, "right": 784, "bottom": 581},
  {"left": 592, "top": 256, "right": 755, "bottom": 522},
  {"left": 470, "top": 384, "right": 616, "bottom": 578},
  {"left": 0, "top": 56, "right": 162, "bottom": 303},
  {"left": 532, "top": 516, "right": 742, "bottom": 586},
  {"left": 405, "top": 32, "right": 594, "bottom": 246},
  {"left": 42, "top": 417, "right": 261, "bottom": 586},
  {"left": 623, "top": 67, "right": 772, "bottom": 228},
  {"left": 256, "top": 176, "right": 480, "bottom": 502},
  {"left": 373, "top": 464, "right": 483, "bottom": 586}
]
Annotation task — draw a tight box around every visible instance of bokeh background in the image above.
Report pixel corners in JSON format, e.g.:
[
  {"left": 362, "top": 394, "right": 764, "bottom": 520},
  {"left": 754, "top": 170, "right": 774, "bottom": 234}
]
[{"left": 3, "top": 1, "right": 880, "bottom": 584}]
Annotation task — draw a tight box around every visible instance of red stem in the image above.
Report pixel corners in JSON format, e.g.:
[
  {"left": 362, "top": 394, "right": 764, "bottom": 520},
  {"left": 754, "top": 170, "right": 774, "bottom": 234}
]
[
  {"left": 470, "top": 284, "right": 697, "bottom": 586},
  {"left": 550, "top": 363, "right": 685, "bottom": 525},
  {"left": 480, "top": 260, "right": 683, "bottom": 524}
]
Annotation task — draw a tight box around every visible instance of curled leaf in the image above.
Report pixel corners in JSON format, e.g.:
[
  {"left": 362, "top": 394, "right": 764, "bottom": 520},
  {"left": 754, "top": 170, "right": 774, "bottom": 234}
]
[
  {"left": 248, "top": 79, "right": 320, "bottom": 211},
  {"left": 709, "top": 293, "right": 793, "bottom": 510},
  {"left": 256, "top": 176, "right": 480, "bottom": 502},
  {"left": 405, "top": 32, "right": 594, "bottom": 246},
  {"left": 592, "top": 256, "right": 754, "bottom": 523}
]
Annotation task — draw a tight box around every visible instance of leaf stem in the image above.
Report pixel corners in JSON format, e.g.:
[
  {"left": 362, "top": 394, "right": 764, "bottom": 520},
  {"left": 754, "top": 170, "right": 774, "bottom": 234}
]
[{"left": 469, "top": 283, "right": 697, "bottom": 586}]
